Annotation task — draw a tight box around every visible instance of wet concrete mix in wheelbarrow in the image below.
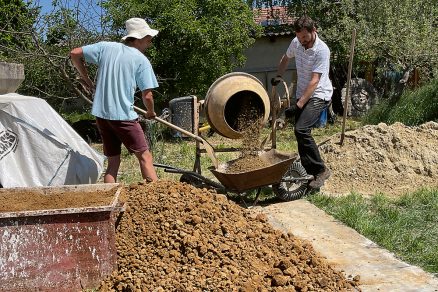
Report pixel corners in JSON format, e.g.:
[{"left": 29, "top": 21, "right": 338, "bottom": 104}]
[
  {"left": 320, "top": 121, "right": 438, "bottom": 197},
  {"left": 224, "top": 108, "right": 271, "bottom": 173},
  {"left": 99, "top": 180, "right": 360, "bottom": 291}
]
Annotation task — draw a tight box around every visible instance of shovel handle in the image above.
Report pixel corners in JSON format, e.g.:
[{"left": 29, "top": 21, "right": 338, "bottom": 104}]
[
  {"left": 133, "top": 106, "right": 196, "bottom": 139},
  {"left": 133, "top": 106, "right": 219, "bottom": 168},
  {"left": 79, "top": 93, "right": 218, "bottom": 168}
]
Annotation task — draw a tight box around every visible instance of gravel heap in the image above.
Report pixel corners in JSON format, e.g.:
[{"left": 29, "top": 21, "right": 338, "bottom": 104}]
[
  {"left": 100, "top": 180, "right": 359, "bottom": 291},
  {"left": 225, "top": 155, "right": 271, "bottom": 173},
  {"left": 321, "top": 121, "right": 438, "bottom": 196}
]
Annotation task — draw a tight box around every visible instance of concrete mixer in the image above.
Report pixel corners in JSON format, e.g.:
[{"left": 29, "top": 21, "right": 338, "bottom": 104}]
[
  {"left": 157, "top": 72, "right": 314, "bottom": 205},
  {"left": 203, "top": 72, "right": 271, "bottom": 139},
  {"left": 165, "top": 72, "right": 273, "bottom": 171}
]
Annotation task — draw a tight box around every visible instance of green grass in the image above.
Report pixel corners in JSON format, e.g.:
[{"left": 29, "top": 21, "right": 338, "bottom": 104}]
[
  {"left": 61, "top": 111, "right": 95, "bottom": 124},
  {"left": 308, "top": 189, "right": 438, "bottom": 274},
  {"left": 363, "top": 78, "right": 438, "bottom": 126}
]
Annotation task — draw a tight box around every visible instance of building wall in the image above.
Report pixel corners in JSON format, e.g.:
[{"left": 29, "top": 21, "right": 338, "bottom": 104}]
[{"left": 235, "top": 35, "right": 297, "bottom": 99}]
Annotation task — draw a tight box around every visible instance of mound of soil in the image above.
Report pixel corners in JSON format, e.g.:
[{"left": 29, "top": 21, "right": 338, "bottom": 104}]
[
  {"left": 100, "top": 181, "right": 359, "bottom": 291},
  {"left": 321, "top": 122, "right": 438, "bottom": 196}
]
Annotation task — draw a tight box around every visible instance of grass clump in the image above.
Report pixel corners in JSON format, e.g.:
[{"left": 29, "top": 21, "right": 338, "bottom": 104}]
[
  {"left": 61, "top": 111, "right": 95, "bottom": 124},
  {"left": 308, "top": 189, "right": 438, "bottom": 274},
  {"left": 363, "top": 78, "right": 438, "bottom": 126}
]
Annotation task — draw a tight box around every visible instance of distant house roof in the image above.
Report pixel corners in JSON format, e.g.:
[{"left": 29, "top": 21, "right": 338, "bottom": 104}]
[
  {"left": 253, "top": 6, "right": 294, "bottom": 26},
  {"left": 253, "top": 6, "right": 295, "bottom": 37}
]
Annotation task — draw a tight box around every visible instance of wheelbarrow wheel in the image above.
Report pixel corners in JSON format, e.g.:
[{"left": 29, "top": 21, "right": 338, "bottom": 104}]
[{"left": 272, "top": 161, "right": 308, "bottom": 201}]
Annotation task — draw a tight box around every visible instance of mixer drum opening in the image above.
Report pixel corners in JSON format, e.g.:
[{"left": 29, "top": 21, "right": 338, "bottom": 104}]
[
  {"left": 224, "top": 90, "right": 265, "bottom": 132},
  {"left": 204, "top": 72, "right": 270, "bottom": 139}
]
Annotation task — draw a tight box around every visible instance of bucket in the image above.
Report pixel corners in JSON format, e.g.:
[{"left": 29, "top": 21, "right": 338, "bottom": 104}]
[
  {"left": 314, "top": 108, "right": 327, "bottom": 128},
  {"left": 204, "top": 72, "right": 270, "bottom": 139},
  {"left": 0, "top": 62, "right": 24, "bottom": 94},
  {"left": 168, "top": 95, "right": 196, "bottom": 138}
]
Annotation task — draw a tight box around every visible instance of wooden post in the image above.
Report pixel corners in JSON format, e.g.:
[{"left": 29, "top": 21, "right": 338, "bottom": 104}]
[
  {"left": 340, "top": 28, "right": 357, "bottom": 146},
  {"left": 270, "top": 85, "right": 277, "bottom": 149}
]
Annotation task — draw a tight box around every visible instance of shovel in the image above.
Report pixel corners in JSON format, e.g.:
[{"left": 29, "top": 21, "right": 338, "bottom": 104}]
[
  {"left": 133, "top": 105, "right": 218, "bottom": 168},
  {"left": 78, "top": 92, "right": 219, "bottom": 169}
]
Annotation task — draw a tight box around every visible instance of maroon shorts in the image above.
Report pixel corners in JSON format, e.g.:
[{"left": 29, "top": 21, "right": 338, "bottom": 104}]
[{"left": 95, "top": 117, "right": 149, "bottom": 157}]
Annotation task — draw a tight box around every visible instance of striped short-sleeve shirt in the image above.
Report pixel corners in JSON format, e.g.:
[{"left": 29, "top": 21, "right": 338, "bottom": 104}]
[{"left": 286, "top": 35, "right": 333, "bottom": 101}]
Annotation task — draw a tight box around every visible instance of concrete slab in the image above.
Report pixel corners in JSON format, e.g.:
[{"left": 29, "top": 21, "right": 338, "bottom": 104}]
[{"left": 255, "top": 199, "right": 438, "bottom": 292}]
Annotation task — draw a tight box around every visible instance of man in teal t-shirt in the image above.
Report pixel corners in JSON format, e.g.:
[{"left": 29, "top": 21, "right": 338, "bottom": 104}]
[{"left": 70, "top": 18, "right": 159, "bottom": 183}]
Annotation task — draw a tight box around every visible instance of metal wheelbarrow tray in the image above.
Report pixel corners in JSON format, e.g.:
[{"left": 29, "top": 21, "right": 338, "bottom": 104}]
[
  {"left": 209, "top": 149, "right": 297, "bottom": 193},
  {"left": 0, "top": 183, "right": 122, "bottom": 292}
]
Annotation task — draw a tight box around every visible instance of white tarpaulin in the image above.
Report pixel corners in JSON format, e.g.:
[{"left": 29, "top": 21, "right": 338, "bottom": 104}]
[{"left": 0, "top": 93, "right": 104, "bottom": 187}]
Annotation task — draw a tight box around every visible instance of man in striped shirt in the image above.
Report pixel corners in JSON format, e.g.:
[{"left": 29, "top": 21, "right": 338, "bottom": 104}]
[{"left": 272, "top": 15, "right": 332, "bottom": 190}]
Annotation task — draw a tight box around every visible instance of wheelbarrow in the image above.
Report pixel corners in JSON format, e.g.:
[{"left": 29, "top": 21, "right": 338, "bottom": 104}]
[
  {"left": 154, "top": 149, "right": 314, "bottom": 207},
  {"left": 73, "top": 71, "right": 313, "bottom": 204},
  {"left": 151, "top": 73, "right": 314, "bottom": 205}
]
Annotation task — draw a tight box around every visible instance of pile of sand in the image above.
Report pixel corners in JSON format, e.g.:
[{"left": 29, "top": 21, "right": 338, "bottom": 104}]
[
  {"left": 320, "top": 122, "right": 438, "bottom": 196},
  {"left": 100, "top": 181, "right": 359, "bottom": 291}
]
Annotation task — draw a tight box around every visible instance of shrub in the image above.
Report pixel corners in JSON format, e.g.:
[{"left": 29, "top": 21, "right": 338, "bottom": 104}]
[{"left": 363, "top": 78, "right": 438, "bottom": 126}]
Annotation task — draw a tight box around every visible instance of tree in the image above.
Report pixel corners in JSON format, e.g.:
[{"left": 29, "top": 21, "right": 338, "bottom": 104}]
[
  {"left": 253, "top": 0, "right": 438, "bottom": 90},
  {"left": 0, "top": 0, "right": 34, "bottom": 59},
  {"left": 103, "top": 0, "right": 262, "bottom": 100},
  {"left": 0, "top": 0, "right": 110, "bottom": 110},
  {"left": 1, "top": 0, "right": 261, "bottom": 111}
]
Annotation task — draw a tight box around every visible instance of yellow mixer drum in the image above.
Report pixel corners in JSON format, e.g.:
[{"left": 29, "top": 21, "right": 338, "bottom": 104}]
[{"left": 204, "top": 72, "right": 270, "bottom": 139}]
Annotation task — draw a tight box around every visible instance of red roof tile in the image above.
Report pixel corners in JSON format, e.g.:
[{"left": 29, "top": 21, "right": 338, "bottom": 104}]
[{"left": 253, "top": 6, "right": 295, "bottom": 26}]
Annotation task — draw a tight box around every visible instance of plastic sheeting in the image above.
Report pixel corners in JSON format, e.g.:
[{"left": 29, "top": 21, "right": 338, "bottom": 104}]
[{"left": 0, "top": 93, "right": 104, "bottom": 187}]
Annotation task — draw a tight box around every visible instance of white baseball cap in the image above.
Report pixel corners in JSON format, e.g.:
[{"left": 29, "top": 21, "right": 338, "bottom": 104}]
[{"left": 121, "top": 18, "right": 159, "bottom": 40}]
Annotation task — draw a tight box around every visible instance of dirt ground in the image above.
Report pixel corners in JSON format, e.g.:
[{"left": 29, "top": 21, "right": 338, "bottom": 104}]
[
  {"left": 0, "top": 188, "right": 115, "bottom": 212},
  {"left": 320, "top": 121, "right": 438, "bottom": 197},
  {"left": 225, "top": 155, "right": 271, "bottom": 173},
  {"left": 100, "top": 180, "right": 360, "bottom": 291}
]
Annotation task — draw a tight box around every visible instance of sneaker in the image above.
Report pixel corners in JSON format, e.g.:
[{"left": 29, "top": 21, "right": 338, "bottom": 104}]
[{"left": 308, "top": 167, "right": 331, "bottom": 189}]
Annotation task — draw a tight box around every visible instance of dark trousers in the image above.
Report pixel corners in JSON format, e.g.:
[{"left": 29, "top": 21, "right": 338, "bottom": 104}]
[{"left": 294, "top": 98, "right": 329, "bottom": 176}]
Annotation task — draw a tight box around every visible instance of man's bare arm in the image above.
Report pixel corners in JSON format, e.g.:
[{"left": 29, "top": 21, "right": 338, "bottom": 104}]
[
  {"left": 142, "top": 89, "right": 156, "bottom": 119},
  {"left": 70, "top": 47, "right": 94, "bottom": 92},
  {"left": 275, "top": 54, "right": 291, "bottom": 77}
]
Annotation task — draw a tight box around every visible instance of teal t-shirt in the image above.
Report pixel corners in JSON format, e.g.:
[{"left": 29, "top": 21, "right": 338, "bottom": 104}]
[{"left": 82, "top": 41, "right": 158, "bottom": 120}]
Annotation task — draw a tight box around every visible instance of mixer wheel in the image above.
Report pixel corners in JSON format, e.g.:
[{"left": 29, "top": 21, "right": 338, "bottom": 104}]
[{"left": 272, "top": 161, "right": 308, "bottom": 201}]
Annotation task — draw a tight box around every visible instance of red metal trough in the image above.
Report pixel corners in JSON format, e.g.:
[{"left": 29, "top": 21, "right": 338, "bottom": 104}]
[{"left": 0, "top": 183, "right": 122, "bottom": 291}]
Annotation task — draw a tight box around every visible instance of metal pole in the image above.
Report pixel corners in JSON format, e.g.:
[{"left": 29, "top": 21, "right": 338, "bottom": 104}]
[{"left": 340, "top": 28, "right": 356, "bottom": 146}]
